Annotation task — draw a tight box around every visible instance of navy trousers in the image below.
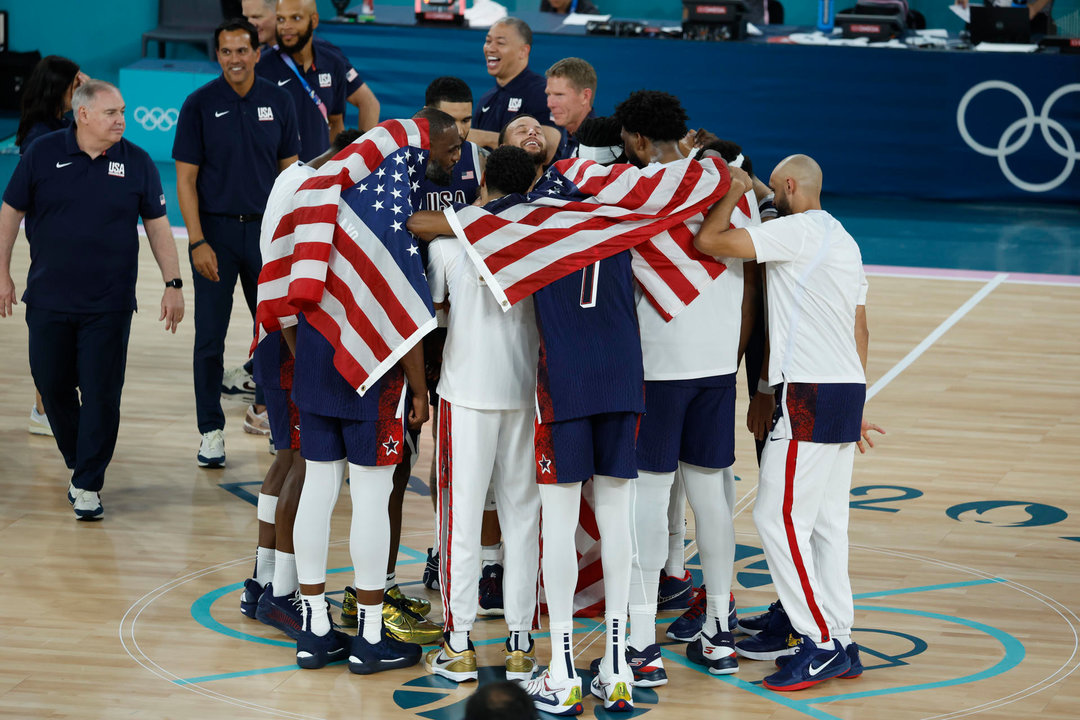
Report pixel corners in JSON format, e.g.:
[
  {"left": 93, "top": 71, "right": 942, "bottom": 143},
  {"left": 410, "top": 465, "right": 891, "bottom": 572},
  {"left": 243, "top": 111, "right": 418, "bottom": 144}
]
[
  {"left": 191, "top": 213, "right": 262, "bottom": 433},
  {"left": 26, "top": 305, "right": 132, "bottom": 493}
]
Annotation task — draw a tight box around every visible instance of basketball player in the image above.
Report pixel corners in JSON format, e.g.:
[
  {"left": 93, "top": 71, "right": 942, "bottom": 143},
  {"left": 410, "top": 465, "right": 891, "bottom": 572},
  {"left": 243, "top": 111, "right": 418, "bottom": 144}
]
[
  {"left": 693, "top": 155, "right": 884, "bottom": 692},
  {"left": 615, "top": 91, "right": 759, "bottom": 684},
  {"left": 417, "top": 145, "right": 542, "bottom": 684}
]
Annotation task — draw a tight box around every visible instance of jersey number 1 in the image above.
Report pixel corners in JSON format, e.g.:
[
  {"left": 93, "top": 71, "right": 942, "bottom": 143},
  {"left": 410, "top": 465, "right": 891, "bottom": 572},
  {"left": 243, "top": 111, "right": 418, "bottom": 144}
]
[{"left": 579, "top": 261, "right": 600, "bottom": 308}]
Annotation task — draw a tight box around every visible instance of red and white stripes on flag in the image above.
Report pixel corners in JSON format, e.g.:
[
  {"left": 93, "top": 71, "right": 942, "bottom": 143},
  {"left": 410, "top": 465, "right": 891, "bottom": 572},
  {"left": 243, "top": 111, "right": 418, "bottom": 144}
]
[
  {"left": 254, "top": 119, "right": 436, "bottom": 395},
  {"left": 442, "top": 156, "right": 732, "bottom": 321}
]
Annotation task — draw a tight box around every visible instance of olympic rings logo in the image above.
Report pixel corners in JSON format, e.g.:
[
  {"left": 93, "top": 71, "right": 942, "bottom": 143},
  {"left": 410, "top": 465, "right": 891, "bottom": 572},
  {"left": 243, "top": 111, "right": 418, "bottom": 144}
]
[
  {"left": 957, "top": 81, "right": 1080, "bottom": 193},
  {"left": 133, "top": 106, "right": 180, "bottom": 132}
]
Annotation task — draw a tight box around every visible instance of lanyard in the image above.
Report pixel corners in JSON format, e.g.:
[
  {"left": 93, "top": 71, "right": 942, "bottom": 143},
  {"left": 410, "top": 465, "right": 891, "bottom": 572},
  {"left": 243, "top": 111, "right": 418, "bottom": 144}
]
[{"left": 275, "top": 47, "right": 329, "bottom": 124}]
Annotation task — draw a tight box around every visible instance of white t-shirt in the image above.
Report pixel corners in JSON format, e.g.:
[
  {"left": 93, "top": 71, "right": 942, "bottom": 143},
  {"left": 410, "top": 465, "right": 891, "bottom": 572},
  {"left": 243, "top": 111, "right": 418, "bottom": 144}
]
[
  {"left": 637, "top": 189, "right": 760, "bottom": 381},
  {"left": 258, "top": 161, "right": 316, "bottom": 329},
  {"left": 427, "top": 235, "right": 539, "bottom": 410},
  {"left": 747, "top": 210, "right": 867, "bottom": 386}
]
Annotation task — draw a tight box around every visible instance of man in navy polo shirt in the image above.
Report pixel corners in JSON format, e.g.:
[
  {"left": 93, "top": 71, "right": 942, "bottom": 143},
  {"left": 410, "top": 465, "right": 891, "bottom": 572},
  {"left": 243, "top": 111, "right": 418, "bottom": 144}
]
[
  {"left": 256, "top": 0, "right": 351, "bottom": 161},
  {"left": 0, "top": 80, "right": 185, "bottom": 521},
  {"left": 469, "top": 18, "right": 562, "bottom": 162},
  {"left": 173, "top": 18, "right": 300, "bottom": 468},
  {"left": 242, "top": 0, "right": 380, "bottom": 131}
]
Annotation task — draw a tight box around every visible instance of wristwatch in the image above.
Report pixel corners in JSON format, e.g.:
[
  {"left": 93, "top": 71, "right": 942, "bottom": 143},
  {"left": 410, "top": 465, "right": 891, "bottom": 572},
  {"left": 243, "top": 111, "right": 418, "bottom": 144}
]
[{"left": 165, "top": 278, "right": 183, "bottom": 289}]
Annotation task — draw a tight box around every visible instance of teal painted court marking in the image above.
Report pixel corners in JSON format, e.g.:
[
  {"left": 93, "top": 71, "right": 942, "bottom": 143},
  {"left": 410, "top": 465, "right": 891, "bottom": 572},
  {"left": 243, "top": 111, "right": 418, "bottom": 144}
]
[{"left": 177, "top": 575, "right": 1019, "bottom": 701}]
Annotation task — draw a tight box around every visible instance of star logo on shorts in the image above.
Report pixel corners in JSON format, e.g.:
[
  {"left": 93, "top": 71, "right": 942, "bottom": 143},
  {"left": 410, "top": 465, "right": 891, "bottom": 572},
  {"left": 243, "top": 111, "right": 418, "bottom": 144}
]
[
  {"left": 538, "top": 454, "right": 552, "bottom": 474},
  {"left": 383, "top": 436, "right": 400, "bottom": 456}
]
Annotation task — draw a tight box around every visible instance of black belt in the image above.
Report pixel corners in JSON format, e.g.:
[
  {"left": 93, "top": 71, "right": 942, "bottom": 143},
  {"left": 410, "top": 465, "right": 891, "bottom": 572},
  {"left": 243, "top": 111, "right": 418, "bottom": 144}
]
[{"left": 205, "top": 212, "right": 264, "bottom": 223}]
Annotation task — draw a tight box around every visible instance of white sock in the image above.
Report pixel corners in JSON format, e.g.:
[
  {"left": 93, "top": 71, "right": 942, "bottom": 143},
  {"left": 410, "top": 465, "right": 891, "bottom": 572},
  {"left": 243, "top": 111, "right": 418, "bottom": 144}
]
[
  {"left": 481, "top": 542, "right": 503, "bottom": 569},
  {"left": 628, "top": 607, "right": 656, "bottom": 650},
  {"left": 509, "top": 630, "right": 530, "bottom": 651},
  {"left": 705, "top": 592, "right": 728, "bottom": 633},
  {"left": 255, "top": 546, "right": 275, "bottom": 587},
  {"left": 605, "top": 613, "right": 627, "bottom": 676},
  {"left": 385, "top": 572, "right": 396, "bottom": 591},
  {"left": 548, "top": 621, "right": 575, "bottom": 681},
  {"left": 301, "top": 594, "right": 330, "bottom": 636},
  {"left": 358, "top": 602, "right": 382, "bottom": 644},
  {"left": 449, "top": 630, "right": 469, "bottom": 652},
  {"left": 273, "top": 551, "right": 298, "bottom": 596},
  {"left": 834, "top": 634, "right": 852, "bottom": 648},
  {"left": 817, "top": 639, "right": 835, "bottom": 650}
]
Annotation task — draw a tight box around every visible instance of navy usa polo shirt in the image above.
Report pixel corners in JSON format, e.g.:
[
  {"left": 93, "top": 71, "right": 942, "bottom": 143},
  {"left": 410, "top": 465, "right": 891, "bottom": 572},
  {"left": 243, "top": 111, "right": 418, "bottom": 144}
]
[
  {"left": 314, "top": 38, "right": 365, "bottom": 97},
  {"left": 256, "top": 44, "right": 348, "bottom": 161},
  {"left": 473, "top": 67, "right": 560, "bottom": 135},
  {"left": 172, "top": 76, "right": 300, "bottom": 215},
  {"left": 3, "top": 125, "right": 166, "bottom": 313}
]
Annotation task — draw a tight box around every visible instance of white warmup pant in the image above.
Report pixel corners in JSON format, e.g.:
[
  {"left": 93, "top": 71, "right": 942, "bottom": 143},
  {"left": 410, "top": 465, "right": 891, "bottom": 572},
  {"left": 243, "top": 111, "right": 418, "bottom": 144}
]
[
  {"left": 437, "top": 401, "right": 540, "bottom": 633},
  {"left": 753, "top": 437, "right": 856, "bottom": 644}
]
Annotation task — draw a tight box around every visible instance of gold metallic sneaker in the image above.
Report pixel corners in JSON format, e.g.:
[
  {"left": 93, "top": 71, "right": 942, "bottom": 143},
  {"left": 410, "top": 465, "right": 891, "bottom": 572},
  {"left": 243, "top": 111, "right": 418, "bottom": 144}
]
[
  {"left": 383, "top": 592, "right": 444, "bottom": 644},
  {"left": 505, "top": 638, "right": 537, "bottom": 682},
  {"left": 341, "top": 586, "right": 359, "bottom": 628},
  {"left": 425, "top": 642, "right": 478, "bottom": 682},
  {"left": 386, "top": 584, "right": 432, "bottom": 617}
]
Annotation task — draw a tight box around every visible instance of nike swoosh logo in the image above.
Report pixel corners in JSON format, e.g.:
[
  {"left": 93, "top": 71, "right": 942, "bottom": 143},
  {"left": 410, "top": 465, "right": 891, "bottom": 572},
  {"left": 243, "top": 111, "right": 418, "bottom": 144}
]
[
  {"left": 481, "top": 106, "right": 490, "bottom": 112},
  {"left": 277, "top": 79, "right": 292, "bottom": 86},
  {"left": 215, "top": 110, "right": 229, "bottom": 117},
  {"left": 808, "top": 653, "right": 839, "bottom": 676},
  {"left": 56, "top": 162, "right": 72, "bottom": 169}
]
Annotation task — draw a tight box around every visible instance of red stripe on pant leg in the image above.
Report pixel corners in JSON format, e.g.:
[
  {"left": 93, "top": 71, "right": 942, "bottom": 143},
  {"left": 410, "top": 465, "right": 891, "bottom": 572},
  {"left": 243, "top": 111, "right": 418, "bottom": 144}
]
[
  {"left": 439, "top": 399, "right": 454, "bottom": 630},
  {"left": 783, "top": 441, "right": 830, "bottom": 642}
]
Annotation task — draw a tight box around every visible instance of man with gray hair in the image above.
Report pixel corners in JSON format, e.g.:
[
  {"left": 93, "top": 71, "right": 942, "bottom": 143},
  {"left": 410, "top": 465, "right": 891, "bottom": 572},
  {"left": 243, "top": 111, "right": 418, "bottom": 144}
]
[
  {"left": 0, "top": 79, "right": 185, "bottom": 520},
  {"left": 469, "top": 17, "right": 561, "bottom": 161}
]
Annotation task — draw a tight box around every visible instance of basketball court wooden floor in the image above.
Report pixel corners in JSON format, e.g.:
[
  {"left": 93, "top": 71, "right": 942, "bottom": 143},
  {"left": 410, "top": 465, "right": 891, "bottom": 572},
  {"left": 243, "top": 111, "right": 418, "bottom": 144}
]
[{"left": 1, "top": 235, "right": 1078, "bottom": 720}]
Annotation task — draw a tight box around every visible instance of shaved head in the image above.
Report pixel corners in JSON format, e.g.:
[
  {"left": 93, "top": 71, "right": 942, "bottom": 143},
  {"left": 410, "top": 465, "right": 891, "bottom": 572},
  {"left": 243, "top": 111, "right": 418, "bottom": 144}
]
[{"left": 770, "top": 154, "right": 823, "bottom": 216}]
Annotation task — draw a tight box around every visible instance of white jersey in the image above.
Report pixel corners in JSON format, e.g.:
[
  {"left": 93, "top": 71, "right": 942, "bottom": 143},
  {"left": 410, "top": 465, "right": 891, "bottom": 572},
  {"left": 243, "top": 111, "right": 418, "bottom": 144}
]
[
  {"left": 637, "top": 190, "right": 760, "bottom": 381},
  {"left": 258, "top": 161, "right": 316, "bottom": 329},
  {"left": 427, "top": 236, "right": 539, "bottom": 410},
  {"left": 747, "top": 210, "right": 867, "bottom": 386}
]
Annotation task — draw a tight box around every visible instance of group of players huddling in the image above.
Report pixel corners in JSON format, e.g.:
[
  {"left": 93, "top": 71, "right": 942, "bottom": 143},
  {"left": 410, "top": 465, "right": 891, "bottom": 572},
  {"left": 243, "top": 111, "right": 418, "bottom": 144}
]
[{"left": 235, "top": 9, "right": 884, "bottom": 716}]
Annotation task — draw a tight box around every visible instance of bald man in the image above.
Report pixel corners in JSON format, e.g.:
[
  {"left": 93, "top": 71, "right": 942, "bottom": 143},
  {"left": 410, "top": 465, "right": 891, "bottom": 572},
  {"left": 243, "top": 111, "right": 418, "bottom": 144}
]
[{"left": 694, "top": 155, "right": 884, "bottom": 693}]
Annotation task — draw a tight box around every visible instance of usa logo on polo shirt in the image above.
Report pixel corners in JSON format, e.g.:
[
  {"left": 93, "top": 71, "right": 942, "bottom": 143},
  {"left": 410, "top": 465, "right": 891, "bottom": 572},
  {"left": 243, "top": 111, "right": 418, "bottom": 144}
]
[
  {"left": 508, "top": 97, "right": 522, "bottom": 112},
  {"left": 108, "top": 162, "right": 125, "bottom": 178},
  {"left": 258, "top": 106, "right": 275, "bottom": 122},
  {"left": 319, "top": 73, "right": 332, "bottom": 88}
]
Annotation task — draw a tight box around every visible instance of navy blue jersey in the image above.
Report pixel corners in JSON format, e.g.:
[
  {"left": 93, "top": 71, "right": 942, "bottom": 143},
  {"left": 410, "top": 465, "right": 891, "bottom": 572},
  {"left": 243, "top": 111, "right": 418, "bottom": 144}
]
[
  {"left": 252, "top": 330, "right": 293, "bottom": 391},
  {"left": 473, "top": 67, "right": 559, "bottom": 136},
  {"left": 172, "top": 76, "right": 300, "bottom": 215},
  {"left": 3, "top": 125, "right": 166, "bottom": 313},
  {"left": 291, "top": 313, "right": 403, "bottom": 420},
  {"left": 418, "top": 141, "right": 482, "bottom": 211},
  {"left": 256, "top": 44, "right": 349, "bottom": 161},
  {"left": 19, "top": 117, "right": 70, "bottom": 154},
  {"left": 533, "top": 251, "right": 645, "bottom": 423}
]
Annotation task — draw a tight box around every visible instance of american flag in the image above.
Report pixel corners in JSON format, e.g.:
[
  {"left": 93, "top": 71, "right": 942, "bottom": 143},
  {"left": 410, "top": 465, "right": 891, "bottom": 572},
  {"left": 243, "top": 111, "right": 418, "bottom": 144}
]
[
  {"left": 442, "top": 156, "right": 732, "bottom": 321},
  {"left": 254, "top": 119, "right": 436, "bottom": 395}
]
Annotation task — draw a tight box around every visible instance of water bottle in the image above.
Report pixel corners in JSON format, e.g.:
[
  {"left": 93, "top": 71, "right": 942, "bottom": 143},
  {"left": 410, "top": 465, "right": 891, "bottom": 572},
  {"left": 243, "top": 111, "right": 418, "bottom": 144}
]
[{"left": 817, "top": 0, "right": 835, "bottom": 33}]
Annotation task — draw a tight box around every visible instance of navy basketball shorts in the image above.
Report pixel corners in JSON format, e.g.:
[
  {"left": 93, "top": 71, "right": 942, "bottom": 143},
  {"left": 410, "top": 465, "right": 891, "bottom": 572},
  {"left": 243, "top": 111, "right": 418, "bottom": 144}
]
[
  {"left": 299, "top": 410, "right": 406, "bottom": 467},
  {"left": 534, "top": 411, "right": 640, "bottom": 484},
  {"left": 264, "top": 388, "right": 301, "bottom": 452},
  {"left": 636, "top": 377, "right": 737, "bottom": 473}
]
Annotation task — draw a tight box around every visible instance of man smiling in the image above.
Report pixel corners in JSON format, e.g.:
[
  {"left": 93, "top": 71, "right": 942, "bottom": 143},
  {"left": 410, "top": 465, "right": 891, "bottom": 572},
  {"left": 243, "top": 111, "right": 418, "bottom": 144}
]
[{"left": 469, "top": 18, "right": 561, "bottom": 162}]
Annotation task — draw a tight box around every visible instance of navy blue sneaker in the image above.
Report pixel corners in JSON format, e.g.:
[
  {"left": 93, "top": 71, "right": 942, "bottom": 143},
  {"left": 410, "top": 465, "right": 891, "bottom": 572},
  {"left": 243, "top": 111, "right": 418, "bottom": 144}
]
[
  {"left": 295, "top": 628, "right": 350, "bottom": 669},
  {"left": 589, "top": 644, "right": 667, "bottom": 688},
  {"left": 734, "top": 605, "right": 800, "bottom": 660},
  {"left": 477, "top": 563, "right": 504, "bottom": 616},
  {"left": 736, "top": 599, "right": 782, "bottom": 636},
  {"left": 687, "top": 630, "right": 739, "bottom": 675},
  {"left": 728, "top": 592, "right": 739, "bottom": 635},
  {"left": 423, "top": 547, "right": 440, "bottom": 591},
  {"left": 667, "top": 586, "right": 706, "bottom": 642},
  {"left": 256, "top": 584, "right": 305, "bottom": 640},
  {"left": 240, "top": 578, "right": 264, "bottom": 619},
  {"left": 776, "top": 640, "right": 863, "bottom": 678},
  {"left": 657, "top": 570, "right": 693, "bottom": 611},
  {"left": 348, "top": 629, "right": 423, "bottom": 675},
  {"left": 762, "top": 637, "right": 850, "bottom": 691}
]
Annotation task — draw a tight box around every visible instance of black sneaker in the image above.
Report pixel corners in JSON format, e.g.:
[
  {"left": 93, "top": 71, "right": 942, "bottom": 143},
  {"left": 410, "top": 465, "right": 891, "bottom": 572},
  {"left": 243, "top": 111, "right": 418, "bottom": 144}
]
[
  {"left": 477, "top": 563, "right": 504, "bottom": 616},
  {"left": 348, "top": 629, "right": 422, "bottom": 675},
  {"left": 295, "top": 628, "right": 350, "bottom": 669},
  {"left": 687, "top": 630, "right": 739, "bottom": 675},
  {"left": 423, "top": 548, "right": 440, "bottom": 591},
  {"left": 736, "top": 599, "right": 782, "bottom": 636}
]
